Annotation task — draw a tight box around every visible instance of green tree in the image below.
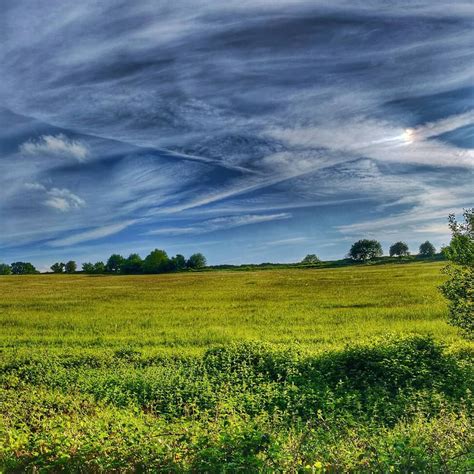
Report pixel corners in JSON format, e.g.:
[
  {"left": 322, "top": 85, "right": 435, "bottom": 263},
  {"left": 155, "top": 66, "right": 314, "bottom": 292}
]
[
  {"left": 187, "top": 253, "right": 207, "bottom": 269},
  {"left": 389, "top": 242, "right": 409, "bottom": 257},
  {"left": 121, "top": 254, "right": 143, "bottom": 274},
  {"left": 0, "top": 263, "right": 11, "bottom": 275},
  {"left": 440, "top": 209, "right": 473, "bottom": 338},
  {"left": 349, "top": 240, "right": 383, "bottom": 261},
  {"left": 301, "top": 254, "right": 320, "bottom": 265},
  {"left": 10, "top": 262, "right": 38, "bottom": 275},
  {"left": 51, "top": 262, "right": 65, "bottom": 273},
  {"left": 143, "top": 249, "right": 170, "bottom": 274},
  {"left": 170, "top": 254, "right": 186, "bottom": 272},
  {"left": 106, "top": 254, "right": 125, "bottom": 273},
  {"left": 419, "top": 241, "right": 436, "bottom": 257},
  {"left": 65, "top": 261, "right": 77, "bottom": 273},
  {"left": 93, "top": 261, "right": 106, "bottom": 274},
  {"left": 82, "top": 262, "right": 95, "bottom": 274}
]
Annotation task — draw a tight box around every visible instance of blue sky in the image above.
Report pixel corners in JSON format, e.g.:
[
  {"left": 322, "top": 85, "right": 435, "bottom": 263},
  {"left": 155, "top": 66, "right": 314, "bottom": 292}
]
[{"left": 0, "top": 1, "right": 473, "bottom": 270}]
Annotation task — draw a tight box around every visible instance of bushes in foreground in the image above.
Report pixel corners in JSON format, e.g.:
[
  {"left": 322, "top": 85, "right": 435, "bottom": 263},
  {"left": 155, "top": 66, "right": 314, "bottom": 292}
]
[
  {"left": 441, "top": 209, "right": 474, "bottom": 338},
  {"left": 1, "top": 336, "right": 472, "bottom": 471}
]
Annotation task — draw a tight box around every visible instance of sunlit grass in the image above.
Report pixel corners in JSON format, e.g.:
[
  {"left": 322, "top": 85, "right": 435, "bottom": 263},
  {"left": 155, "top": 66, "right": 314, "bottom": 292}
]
[
  {"left": 0, "top": 262, "right": 463, "bottom": 354},
  {"left": 1, "top": 262, "right": 473, "bottom": 471}
]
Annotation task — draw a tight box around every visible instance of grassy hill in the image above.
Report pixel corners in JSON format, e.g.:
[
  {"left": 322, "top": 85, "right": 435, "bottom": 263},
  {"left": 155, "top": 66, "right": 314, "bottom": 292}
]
[{"left": 1, "top": 262, "right": 472, "bottom": 471}]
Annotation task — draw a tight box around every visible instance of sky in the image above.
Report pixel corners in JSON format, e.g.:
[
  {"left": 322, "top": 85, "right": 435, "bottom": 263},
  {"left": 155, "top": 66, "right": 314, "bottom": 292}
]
[{"left": 0, "top": 0, "right": 473, "bottom": 270}]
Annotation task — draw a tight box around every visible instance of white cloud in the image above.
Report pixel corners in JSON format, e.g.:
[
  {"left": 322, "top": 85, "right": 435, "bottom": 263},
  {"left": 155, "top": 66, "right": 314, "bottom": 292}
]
[
  {"left": 19, "top": 134, "right": 89, "bottom": 161},
  {"left": 24, "top": 182, "right": 47, "bottom": 191},
  {"left": 146, "top": 212, "right": 292, "bottom": 236},
  {"left": 44, "top": 188, "right": 86, "bottom": 212},
  {"left": 48, "top": 220, "right": 138, "bottom": 247},
  {"left": 267, "top": 112, "right": 474, "bottom": 169}
]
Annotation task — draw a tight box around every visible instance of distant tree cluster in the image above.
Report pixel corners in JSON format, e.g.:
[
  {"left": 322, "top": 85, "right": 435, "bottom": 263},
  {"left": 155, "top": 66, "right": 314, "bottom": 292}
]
[
  {"left": 348, "top": 240, "right": 437, "bottom": 261},
  {"left": 50, "top": 261, "right": 77, "bottom": 273},
  {"left": 82, "top": 250, "right": 207, "bottom": 275},
  {"left": 0, "top": 240, "right": 441, "bottom": 276},
  {"left": 0, "top": 262, "right": 38, "bottom": 275},
  {"left": 301, "top": 254, "right": 320, "bottom": 265}
]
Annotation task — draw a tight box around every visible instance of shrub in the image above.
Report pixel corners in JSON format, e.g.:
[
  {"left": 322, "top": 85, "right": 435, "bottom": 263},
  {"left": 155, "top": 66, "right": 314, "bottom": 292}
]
[{"left": 440, "top": 209, "right": 474, "bottom": 338}]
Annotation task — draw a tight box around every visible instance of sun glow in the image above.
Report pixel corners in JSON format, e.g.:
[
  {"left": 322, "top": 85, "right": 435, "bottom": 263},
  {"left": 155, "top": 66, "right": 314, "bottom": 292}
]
[{"left": 403, "top": 128, "right": 416, "bottom": 143}]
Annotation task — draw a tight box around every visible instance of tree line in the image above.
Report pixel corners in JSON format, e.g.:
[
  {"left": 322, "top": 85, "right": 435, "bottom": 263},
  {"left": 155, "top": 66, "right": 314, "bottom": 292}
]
[
  {"left": 300, "top": 240, "right": 437, "bottom": 264},
  {"left": 0, "top": 240, "right": 438, "bottom": 275},
  {"left": 0, "top": 250, "right": 207, "bottom": 275},
  {"left": 79, "top": 250, "right": 207, "bottom": 275}
]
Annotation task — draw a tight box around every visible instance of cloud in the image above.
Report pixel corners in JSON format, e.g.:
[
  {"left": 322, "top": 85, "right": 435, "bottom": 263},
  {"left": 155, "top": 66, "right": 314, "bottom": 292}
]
[
  {"left": 44, "top": 188, "right": 86, "bottom": 212},
  {"left": 23, "top": 182, "right": 86, "bottom": 212},
  {"left": 24, "top": 182, "right": 46, "bottom": 191},
  {"left": 48, "top": 220, "right": 138, "bottom": 247},
  {"left": 267, "top": 112, "right": 474, "bottom": 169},
  {"left": 19, "top": 134, "right": 89, "bottom": 161},
  {"left": 146, "top": 213, "right": 292, "bottom": 235}
]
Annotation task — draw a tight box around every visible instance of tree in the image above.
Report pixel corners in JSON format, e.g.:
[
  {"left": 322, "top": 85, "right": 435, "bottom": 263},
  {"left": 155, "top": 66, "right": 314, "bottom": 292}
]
[
  {"left": 51, "top": 262, "right": 65, "bottom": 273},
  {"left": 0, "top": 263, "right": 11, "bottom": 275},
  {"left": 82, "top": 262, "right": 95, "bottom": 274},
  {"left": 348, "top": 240, "right": 383, "bottom": 261},
  {"left": 389, "top": 242, "right": 409, "bottom": 257},
  {"left": 170, "top": 254, "right": 186, "bottom": 272},
  {"left": 143, "top": 249, "right": 170, "bottom": 274},
  {"left": 93, "top": 261, "right": 106, "bottom": 274},
  {"left": 106, "top": 254, "right": 125, "bottom": 273},
  {"left": 419, "top": 241, "right": 436, "bottom": 257},
  {"left": 301, "top": 254, "right": 320, "bottom": 265},
  {"left": 10, "top": 262, "right": 38, "bottom": 275},
  {"left": 440, "top": 209, "right": 473, "bottom": 338},
  {"left": 121, "top": 254, "right": 143, "bottom": 274},
  {"left": 65, "top": 261, "right": 77, "bottom": 273},
  {"left": 187, "top": 253, "right": 207, "bottom": 269}
]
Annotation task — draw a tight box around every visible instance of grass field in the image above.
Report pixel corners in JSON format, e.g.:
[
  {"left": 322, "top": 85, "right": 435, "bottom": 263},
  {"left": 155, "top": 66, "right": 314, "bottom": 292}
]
[{"left": 1, "top": 262, "right": 473, "bottom": 471}]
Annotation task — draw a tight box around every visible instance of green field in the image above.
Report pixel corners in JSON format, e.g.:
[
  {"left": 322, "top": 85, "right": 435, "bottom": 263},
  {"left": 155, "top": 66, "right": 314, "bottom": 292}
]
[{"left": 1, "top": 262, "right": 473, "bottom": 471}]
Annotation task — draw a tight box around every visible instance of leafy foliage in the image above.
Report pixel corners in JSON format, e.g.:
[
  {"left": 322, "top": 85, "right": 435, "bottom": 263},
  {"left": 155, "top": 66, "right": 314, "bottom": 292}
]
[
  {"left": 10, "top": 262, "right": 38, "bottom": 274},
  {"left": 301, "top": 254, "right": 320, "bottom": 264},
  {"left": 106, "top": 254, "right": 125, "bottom": 273},
  {"left": 187, "top": 253, "right": 207, "bottom": 269},
  {"left": 143, "top": 249, "right": 170, "bottom": 274},
  {"left": 349, "top": 240, "right": 383, "bottom": 261},
  {"left": 0, "top": 263, "right": 11, "bottom": 275},
  {"left": 1, "top": 337, "right": 472, "bottom": 471},
  {"left": 419, "top": 241, "right": 436, "bottom": 257},
  {"left": 50, "top": 262, "right": 65, "bottom": 273},
  {"left": 65, "top": 260, "right": 77, "bottom": 273},
  {"left": 389, "top": 241, "right": 409, "bottom": 257},
  {"left": 440, "top": 209, "right": 474, "bottom": 338}
]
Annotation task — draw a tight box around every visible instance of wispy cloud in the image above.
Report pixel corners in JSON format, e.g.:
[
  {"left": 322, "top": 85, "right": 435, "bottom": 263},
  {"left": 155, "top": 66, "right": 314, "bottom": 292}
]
[
  {"left": 48, "top": 220, "right": 138, "bottom": 247},
  {"left": 19, "top": 134, "right": 89, "bottom": 161},
  {"left": 146, "top": 213, "right": 292, "bottom": 236},
  {"left": 24, "top": 182, "right": 86, "bottom": 212},
  {"left": 44, "top": 188, "right": 86, "bottom": 212}
]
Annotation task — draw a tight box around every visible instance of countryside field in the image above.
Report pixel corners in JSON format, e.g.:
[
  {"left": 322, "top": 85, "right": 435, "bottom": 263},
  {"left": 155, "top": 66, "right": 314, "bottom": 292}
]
[{"left": 1, "top": 262, "right": 473, "bottom": 471}]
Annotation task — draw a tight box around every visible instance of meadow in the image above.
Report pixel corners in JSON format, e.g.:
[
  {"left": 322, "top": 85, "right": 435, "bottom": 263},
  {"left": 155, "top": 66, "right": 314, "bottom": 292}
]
[{"left": 1, "top": 262, "right": 473, "bottom": 471}]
